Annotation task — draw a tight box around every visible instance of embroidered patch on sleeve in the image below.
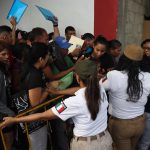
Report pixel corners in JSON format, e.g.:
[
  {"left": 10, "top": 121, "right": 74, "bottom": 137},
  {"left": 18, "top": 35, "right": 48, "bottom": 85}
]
[{"left": 55, "top": 101, "right": 67, "bottom": 114}]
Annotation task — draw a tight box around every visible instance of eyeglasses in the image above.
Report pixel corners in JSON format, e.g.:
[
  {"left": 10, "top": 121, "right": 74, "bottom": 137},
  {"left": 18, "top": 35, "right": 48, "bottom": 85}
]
[{"left": 143, "top": 47, "right": 150, "bottom": 51}]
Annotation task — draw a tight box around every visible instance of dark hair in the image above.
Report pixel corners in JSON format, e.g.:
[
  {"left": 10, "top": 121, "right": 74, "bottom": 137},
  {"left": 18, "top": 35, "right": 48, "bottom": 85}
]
[
  {"left": 48, "top": 32, "right": 54, "bottom": 41},
  {"left": 65, "top": 26, "right": 75, "bottom": 34},
  {"left": 21, "top": 42, "right": 49, "bottom": 80},
  {"left": 116, "top": 54, "right": 143, "bottom": 102},
  {"left": 94, "top": 35, "right": 109, "bottom": 48},
  {"left": 16, "top": 29, "right": 29, "bottom": 41},
  {"left": 0, "top": 41, "right": 11, "bottom": 75},
  {"left": 141, "top": 55, "right": 150, "bottom": 72},
  {"left": 141, "top": 39, "right": 150, "bottom": 47},
  {"left": 28, "top": 27, "right": 47, "bottom": 42},
  {"left": 109, "top": 39, "right": 121, "bottom": 50},
  {"left": 0, "top": 41, "right": 11, "bottom": 52},
  {"left": 0, "top": 25, "right": 12, "bottom": 34},
  {"left": 29, "top": 43, "right": 48, "bottom": 65},
  {"left": 80, "top": 72, "right": 100, "bottom": 120},
  {"left": 13, "top": 43, "right": 30, "bottom": 62},
  {"left": 82, "top": 33, "right": 95, "bottom": 40}
]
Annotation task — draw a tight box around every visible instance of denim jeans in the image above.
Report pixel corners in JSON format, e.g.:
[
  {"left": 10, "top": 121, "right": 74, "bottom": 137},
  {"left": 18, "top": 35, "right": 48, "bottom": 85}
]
[
  {"left": 138, "top": 112, "right": 150, "bottom": 150},
  {"left": 29, "top": 125, "right": 47, "bottom": 150}
]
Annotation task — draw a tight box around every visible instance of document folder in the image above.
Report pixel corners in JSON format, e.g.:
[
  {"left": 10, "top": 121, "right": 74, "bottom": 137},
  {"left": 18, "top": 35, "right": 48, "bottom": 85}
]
[
  {"left": 36, "top": 5, "right": 55, "bottom": 22},
  {"left": 7, "top": 0, "right": 28, "bottom": 24}
]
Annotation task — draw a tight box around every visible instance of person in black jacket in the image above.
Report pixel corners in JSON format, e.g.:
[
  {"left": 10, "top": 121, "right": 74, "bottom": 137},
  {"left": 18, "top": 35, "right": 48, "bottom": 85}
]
[{"left": 0, "top": 41, "right": 15, "bottom": 150}]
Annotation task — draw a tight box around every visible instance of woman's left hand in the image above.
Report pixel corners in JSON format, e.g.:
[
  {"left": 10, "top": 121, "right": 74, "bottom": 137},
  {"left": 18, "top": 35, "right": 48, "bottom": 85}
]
[{"left": 0, "top": 117, "right": 16, "bottom": 129}]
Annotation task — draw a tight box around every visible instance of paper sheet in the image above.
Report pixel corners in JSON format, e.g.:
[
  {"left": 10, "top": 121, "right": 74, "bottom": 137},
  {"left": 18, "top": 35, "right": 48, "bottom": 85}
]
[{"left": 68, "top": 35, "right": 84, "bottom": 53}]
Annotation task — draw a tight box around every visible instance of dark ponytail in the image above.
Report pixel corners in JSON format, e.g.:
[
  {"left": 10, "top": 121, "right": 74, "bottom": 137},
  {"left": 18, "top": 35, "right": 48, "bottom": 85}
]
[
  {"left": 75, "top": 60, "right": 100, "bottom": 120},
  {"left": 83, "top": 73, "right": 100, "bottom": 120},
  {"left": 116, "top": 55, "right": 143, "bottom": 102}
]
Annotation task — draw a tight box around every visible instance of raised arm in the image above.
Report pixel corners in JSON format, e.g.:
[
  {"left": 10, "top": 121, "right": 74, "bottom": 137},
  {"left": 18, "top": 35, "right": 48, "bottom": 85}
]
[
  {"left": 52, "top": 17, "right": 60, "bottom": 38},
  {"left": 9, "top": 17, "right": 17, "bottom": 45},
  {"left": 47, "top": 16, "right": 60, "bottom": 38}
]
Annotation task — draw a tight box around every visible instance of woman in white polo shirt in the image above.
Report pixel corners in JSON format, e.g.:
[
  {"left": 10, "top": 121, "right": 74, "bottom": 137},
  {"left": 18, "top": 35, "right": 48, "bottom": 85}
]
[
  {"left": 101, "top": 45, "right": 150, "bottom": 150},
  {"left": 0, "top": 60, "right": 112, "bottom": 150}
]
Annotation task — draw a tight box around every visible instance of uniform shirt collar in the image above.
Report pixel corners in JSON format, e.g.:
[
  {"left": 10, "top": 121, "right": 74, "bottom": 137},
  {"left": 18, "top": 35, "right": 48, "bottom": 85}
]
[{"left": 74, "top": 87, "right": 86, "bottom": 96}]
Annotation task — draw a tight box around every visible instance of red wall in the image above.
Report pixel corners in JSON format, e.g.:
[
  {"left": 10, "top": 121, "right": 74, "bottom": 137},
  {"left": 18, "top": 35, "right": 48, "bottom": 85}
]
[{"left": 94, "top": 0, "right": 118, "bottom": 40}]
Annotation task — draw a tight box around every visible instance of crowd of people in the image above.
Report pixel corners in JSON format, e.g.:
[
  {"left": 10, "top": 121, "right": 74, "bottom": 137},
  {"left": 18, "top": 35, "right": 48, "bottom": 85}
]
[{"left": 0, "top": 16, "right": 150, "bottom": 150}]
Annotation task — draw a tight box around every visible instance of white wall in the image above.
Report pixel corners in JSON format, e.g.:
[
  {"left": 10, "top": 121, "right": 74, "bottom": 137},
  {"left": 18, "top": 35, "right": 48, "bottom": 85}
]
[{"left": 0, "top": 0, "right": 94, "bottom": 37}]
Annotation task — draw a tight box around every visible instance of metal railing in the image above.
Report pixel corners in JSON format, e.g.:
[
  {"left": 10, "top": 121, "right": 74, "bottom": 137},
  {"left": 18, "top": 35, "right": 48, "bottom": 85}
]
[{"left": 0, "top": 95, "right": 64, "bottom": 150}]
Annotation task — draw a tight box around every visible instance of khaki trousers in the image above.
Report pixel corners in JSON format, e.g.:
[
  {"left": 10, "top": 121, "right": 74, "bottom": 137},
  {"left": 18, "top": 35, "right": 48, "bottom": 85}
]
[
  {"left": 109, "top": 115, "right": 146, "bottom": 150},
  {"left": 71, "top": 130, "right": 112, "bottom": 150}
]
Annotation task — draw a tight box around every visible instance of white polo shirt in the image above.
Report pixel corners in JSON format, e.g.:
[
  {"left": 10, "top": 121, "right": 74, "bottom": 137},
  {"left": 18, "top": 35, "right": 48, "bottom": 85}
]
[
  {"left": 51, "top": 86, "right": 108, "bottom": 137},
  {"left": 101, "top": 70, "right": 150, "bottom": 119}
]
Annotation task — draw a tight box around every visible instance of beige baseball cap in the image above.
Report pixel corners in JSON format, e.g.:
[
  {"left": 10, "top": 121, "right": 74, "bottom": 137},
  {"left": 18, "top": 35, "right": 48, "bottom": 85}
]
[{"left": 124, "top": 44, "right": 144, "bottom": 61}]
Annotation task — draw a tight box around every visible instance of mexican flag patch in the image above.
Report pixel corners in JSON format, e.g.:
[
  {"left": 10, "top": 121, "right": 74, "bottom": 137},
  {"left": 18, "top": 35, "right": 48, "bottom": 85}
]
[{"left": 55, "top": 101, "right": 67, "bottom": 114}]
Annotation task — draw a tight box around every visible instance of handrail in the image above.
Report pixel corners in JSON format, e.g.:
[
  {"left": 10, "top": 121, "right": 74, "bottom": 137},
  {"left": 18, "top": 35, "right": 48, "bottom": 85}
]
[
  {"left": 0, "top": 129, "right": 6, "bottom": 150},
  {"left": 17, "top": 95, "right": 64, "bottom": 117},
  {"left": 0, "top": 95, "right": 64, "bottom": 150}
]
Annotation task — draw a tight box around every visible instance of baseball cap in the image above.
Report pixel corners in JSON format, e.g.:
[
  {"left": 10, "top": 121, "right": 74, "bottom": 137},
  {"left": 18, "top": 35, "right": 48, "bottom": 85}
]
[
  {"left": 55, "top": 36, "right": 72, "bottom": 49},
  {"left": 124, "top": 44, "right": 144, "bottom": 61},
  {"left": 74, "top": 60, "right": 97, "bottom": 80}
]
